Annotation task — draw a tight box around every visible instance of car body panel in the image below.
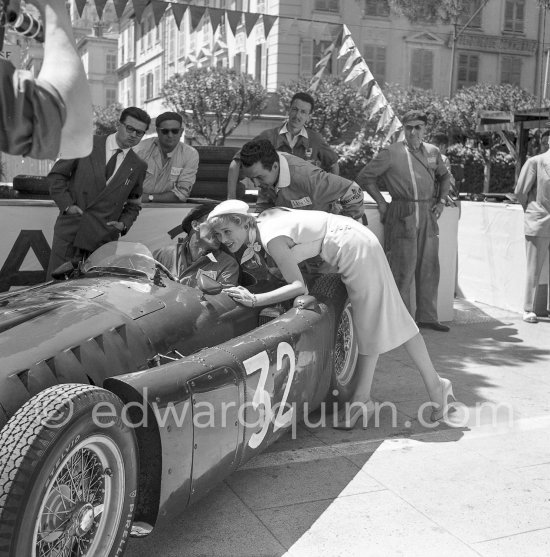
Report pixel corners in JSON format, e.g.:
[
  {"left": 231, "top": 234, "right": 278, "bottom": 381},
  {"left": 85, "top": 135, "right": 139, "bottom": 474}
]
[{"left": 105, "top": 299, "right": 333, "bottom": 524}]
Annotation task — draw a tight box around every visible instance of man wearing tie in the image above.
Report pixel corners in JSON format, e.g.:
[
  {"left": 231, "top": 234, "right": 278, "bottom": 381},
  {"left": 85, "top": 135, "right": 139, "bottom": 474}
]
[{"left": 47, "top": 106, "right": 150, "bottom": 277}]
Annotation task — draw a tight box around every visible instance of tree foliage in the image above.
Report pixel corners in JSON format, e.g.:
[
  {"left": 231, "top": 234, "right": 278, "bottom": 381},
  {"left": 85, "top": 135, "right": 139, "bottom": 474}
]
[
  {"left": 442, "top": 83, "right": 541, "bottom": 136},
  {"left": 162, "top": 67, "right": 267, "bottom": 145},
  {"left": 388, "top": 0, "right": 468, "bottom": 24},
  {"left": 276, "top": 76, "right": 367, "bottom": 143},
  {"left": 92, "top": 103, "right": 123, "bottom": 135}
]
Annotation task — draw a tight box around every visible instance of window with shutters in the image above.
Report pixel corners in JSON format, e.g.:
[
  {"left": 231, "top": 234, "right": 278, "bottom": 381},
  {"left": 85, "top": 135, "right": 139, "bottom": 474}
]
[
  {"left": 140, "top": 74, "right": 146, "bottom": 103},
  {"left": 106, "top": 53, "right": 117, "bottom": 74},
  {"left": 363, "top": 44, "right": 386, "bottom": 82},
  {"left": 154, "top": 66, "right": 161, "bottom": 97},
  {"left": 300, "top": 39, "right": 314, "bottom": 78},
  {"left": 106, "top": 89, "right": 117, "bottom": 106},
  {"left": 410, "top": 49, "right": 433, "bottom": 89},
  {"left": 456, "top": 53, "right": 479, "bottom": 89},
  {"left": 501, "top": 56, "right": 522, "bottom": 85},
  {"left": 504, "top": 0, "right": 524, "bottom": 33},
  {"left": 146, "top": 72, "right": 154, "bottom": 99},
  {"left": 458, "top": 0, "right": 483, "bottom": 28},
  {"left": 364, "top": 0, "right": 390, "bottom": 17},
  {"left": 315, "top": 0, "right": 339, "bottom": 13}
]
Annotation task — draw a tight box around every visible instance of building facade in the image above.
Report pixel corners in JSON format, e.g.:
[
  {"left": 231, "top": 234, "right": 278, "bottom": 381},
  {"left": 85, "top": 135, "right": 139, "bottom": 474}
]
[{"left": 116, "top": 0, "right": 545, "bottom": 119}]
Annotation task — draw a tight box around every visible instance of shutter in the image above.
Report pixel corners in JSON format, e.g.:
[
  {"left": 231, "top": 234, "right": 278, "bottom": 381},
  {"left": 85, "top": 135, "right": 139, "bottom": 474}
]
[
  {"left": 411, "top": 49, "right": 421, "bottom": 87},
  {"left": 300, "top": 38, "right": 314, "bottom": 77},
  {"left": 423, "top": 50, "right": 433, "bottom": 89}
]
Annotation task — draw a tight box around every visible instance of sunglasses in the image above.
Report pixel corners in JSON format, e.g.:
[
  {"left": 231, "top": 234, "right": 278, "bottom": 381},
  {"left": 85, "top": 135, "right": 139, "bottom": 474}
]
[
  {"left": 158, "top": 128, "right": 182, "bottom": 135},
  {"left": 404, "top": 124, "right": 425, "bottom": 131},
  {"left": 121, "top": 123, "right": 146, "bottom": 137}
]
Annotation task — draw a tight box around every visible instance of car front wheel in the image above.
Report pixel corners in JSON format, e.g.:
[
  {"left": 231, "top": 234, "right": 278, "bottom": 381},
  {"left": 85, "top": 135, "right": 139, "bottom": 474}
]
[{"left": 0, "top": 384, "right": 138, "bottom": 557}]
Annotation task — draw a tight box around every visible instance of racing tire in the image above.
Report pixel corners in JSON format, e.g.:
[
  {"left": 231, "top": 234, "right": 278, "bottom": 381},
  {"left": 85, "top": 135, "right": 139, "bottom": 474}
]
[
  {"left": 0, "top": 384, "right": 139, "bottom": 557},
  {"left": 310, "top": 274, "right": 359, "bottom": 405}
]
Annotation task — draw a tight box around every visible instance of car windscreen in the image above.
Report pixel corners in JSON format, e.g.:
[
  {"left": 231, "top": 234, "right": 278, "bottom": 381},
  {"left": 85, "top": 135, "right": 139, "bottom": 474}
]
[{"left": 82, "top": 242, "right": 156, "bottom": 279}]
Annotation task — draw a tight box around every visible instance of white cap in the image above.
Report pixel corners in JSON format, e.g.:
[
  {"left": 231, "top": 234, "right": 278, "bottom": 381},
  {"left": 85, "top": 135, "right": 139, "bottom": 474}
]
[{"left": 207, "top": 200, "right": 251, "bottom": 220}]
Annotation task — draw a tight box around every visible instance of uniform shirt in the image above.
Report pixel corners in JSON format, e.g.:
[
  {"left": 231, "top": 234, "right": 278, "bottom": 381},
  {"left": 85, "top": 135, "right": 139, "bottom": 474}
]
[
  {"left": 233, "top": 123, "right": 339, "bottom": 172},
  {"left": 357, "top": 141, "right": 450, "bottom": 202},
  {"left": 0, "top": 59, "right": 65, "bottom": 159},
  {"left": 257, "top": 152, "right": 364, "bottom": 220},
  {"left": 133, "top": 138, "right": 200, "bottom": 201}
]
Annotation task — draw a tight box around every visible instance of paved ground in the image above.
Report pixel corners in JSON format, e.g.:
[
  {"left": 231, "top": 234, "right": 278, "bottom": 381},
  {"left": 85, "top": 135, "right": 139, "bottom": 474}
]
[{"left": 125, "top": 299, "right": 550, "bottom": 557}]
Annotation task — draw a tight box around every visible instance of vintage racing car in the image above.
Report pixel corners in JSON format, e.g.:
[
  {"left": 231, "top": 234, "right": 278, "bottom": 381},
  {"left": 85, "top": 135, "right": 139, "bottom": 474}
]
[{"left": 0, "top": 240, "right": 359, "bottom": 557}]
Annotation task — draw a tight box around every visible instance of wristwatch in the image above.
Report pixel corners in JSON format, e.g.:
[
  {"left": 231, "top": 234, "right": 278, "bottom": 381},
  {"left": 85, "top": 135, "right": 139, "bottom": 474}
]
[
  {"left": 438, "top": 198, "right": 446, "bottom": 205},
  {"left": 148, "top": 194, "right": 154, "bottom": 202}
]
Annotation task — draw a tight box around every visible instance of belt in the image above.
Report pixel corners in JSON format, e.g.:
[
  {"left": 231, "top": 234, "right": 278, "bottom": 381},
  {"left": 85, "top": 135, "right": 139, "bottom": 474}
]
[{"left": 392, "top": 198, "right": 433, "bottom": 203}]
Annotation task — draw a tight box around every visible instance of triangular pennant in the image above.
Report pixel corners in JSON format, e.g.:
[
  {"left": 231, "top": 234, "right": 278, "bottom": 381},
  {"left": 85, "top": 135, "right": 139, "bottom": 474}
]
[
  {"left": 94, "top": 0, "right": 108, "bottom": 20},
  {"left": 171, "top": 3, "right": 187, "bottom": 29},
  {"left": 342, "top": 47, "right": 361, "bottom": 73},
  {"left": 113, "top": 0, "right": 129, "bottom": 20},
  {"left": 226, "top": 10, "right": 242, "bottom": 35},
  {"left": 132, "top": 0, "right": 148, "bottom": 23},
  {"left": 151, "top": 1, "right": 167, "bottom": 26},
  {"left": 345, "top": 60, "right": 368, "bottom": 83},
  {"left": 368, "top": 87, "right": 387, "bottom": 119},
  {"left": 376, "top": 105, "right": 394, "bottom": 132},
  {"left": 244, "top": 12, "right": 260, "bottom": 36},
  {"left": 330, "top": 24, "right": 344, "bottom": 43},
  {"left": 384, "top": 117, "right": 403, "bottom": 145},
  {"left": 208, "top": 7, "right": 224, "bottom": 34},
  {"left": 358, "top": 66, "right": 375, "bottom": 89},
  {"left": 74, "top": 0, "right": 87, "bottom": 18},
  {"left": 315, "top": 50, "right": 333, "bottom": 70},
  {"left": 262, "top": 14, "right": 277, "bottom": 39},
  {"left": 189, "top": 5, "right": 206, "bottom": 31},
  {"left": 338, "top": 34, "right": 355, "bottom": 59}
]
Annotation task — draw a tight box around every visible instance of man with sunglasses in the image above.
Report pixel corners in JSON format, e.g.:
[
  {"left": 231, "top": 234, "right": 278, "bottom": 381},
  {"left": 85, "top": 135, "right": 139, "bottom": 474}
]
[
  {"left": 134, "top": 111, "right": 199, "bottom": 203},
  {"left": 356, "top": 110, "right": 451, "bottom": 332},
  {"left": 47, "top": 106, "right": 150, "bottom": 277}
]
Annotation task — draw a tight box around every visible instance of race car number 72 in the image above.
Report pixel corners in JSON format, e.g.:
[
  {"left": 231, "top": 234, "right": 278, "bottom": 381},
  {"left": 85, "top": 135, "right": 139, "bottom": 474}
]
[{"left": 243, "top": 342, "right": 296, "bottom": 449}]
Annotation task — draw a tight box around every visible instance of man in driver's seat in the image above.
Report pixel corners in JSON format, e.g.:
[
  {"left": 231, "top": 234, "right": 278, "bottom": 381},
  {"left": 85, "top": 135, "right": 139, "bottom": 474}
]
[{"left": 154, "top": 203, "right": 239, "bottom": 287}]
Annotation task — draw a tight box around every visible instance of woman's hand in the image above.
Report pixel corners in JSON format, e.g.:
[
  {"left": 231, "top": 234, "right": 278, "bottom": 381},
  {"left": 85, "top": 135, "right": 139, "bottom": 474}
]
[{"left": 223, "top": 286, "right": 257, "bottom": 307}]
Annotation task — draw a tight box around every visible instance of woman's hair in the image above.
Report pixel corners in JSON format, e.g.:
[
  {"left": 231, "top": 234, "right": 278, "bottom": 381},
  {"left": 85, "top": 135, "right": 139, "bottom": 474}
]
[{"left": 208, "top": 212, "right": 257, "bottom": 231}]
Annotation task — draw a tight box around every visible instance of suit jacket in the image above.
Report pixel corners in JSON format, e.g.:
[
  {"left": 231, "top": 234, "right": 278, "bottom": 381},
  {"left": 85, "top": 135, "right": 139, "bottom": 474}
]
[
  {"left": 48, "top": 135, "right": 146, "bottom": 252},
  {"left": 514, "top": 152, "right": 550, "bottom": 237}
]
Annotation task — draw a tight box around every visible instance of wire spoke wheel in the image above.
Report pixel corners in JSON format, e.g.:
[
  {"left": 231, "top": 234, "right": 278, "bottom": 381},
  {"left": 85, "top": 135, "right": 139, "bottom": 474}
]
[
  {"left": 333, "top": 300, "right": 358, "bottom": 388},
  {"left": 34, "top": 437, "right": 124, "bottom": 557},
  {"left": 0, "top": 384, "right": 138, "bottom": 557}
]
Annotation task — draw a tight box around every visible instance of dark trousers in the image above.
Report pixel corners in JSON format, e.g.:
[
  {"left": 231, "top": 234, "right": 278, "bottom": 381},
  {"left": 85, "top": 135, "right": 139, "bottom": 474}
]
[{"left": 385, "top": 206, "right": 440, "bottom": 323}]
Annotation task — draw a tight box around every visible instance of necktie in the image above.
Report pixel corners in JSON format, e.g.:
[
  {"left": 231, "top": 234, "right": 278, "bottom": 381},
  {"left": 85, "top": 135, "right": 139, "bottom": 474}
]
[{"left": 105, "top": 148, "right": 122, "bottom": 180}]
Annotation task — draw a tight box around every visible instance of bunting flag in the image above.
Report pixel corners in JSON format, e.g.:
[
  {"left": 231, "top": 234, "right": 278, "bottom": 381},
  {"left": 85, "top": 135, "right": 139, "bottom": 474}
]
[
  {"left": 342, "top": 47, "right": 361, "bottom": 73},
  {"left": 74, "top": 0, "right": 87, "bottom": 18},
  {"left": 113, "top": 0, "right": 129, "bottom": 20},
  {"left": 226, "top": 10, "right": 242, "bottom": 36},
  {"left": 94, "top": 0, "right": 109, "bottom": 20},
  {"left": 384, "top": 116, "right": 403, "bottom": 144},
  {"left": 345, "top": 60, "right": 369, "bottom": 83},
  {"left": 262, "top": 14, "right": 277, "bottom": 39},
  {"left": 189, "top": 5, "right": 206, "bottom": 30},
  {"left": 208, "top": 7, "right": 224, "bottom": 35},
  {"left": 338, "top": 34, "right": 354, "bottom": 59},
  {"left": 376, "top": 105, "right": 394, "bottom": 132},
  {"left": 170, "top": 3, "right": 187, "bottom": 29},
  {"left": 151, "top": 0, "right": 167, "bottom": 26},
  {"left": 132, "top": 0, "right": 149, "bottom": 23},
  {"left": 244, "top": 12, "right": 260, "bottom": 36}
]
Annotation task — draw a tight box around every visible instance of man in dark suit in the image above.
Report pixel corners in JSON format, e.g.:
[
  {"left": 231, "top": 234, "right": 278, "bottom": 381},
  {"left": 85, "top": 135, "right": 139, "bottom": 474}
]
[{"left": 47, "top": 106, "right": 150, "bottom": 277}]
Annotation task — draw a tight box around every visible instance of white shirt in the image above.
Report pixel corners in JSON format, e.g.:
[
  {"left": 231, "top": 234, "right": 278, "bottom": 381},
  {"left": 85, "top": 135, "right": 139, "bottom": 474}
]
[
  {"left": 105, "top": 134, "right": 132, "bottom": 181},
  {"left": 279, "top": 121, "right": 308, "bottom": 150}
]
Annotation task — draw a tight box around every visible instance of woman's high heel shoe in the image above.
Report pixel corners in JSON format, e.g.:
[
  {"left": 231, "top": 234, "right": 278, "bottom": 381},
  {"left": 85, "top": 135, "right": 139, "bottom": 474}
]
[
  {"left": 333, "top": 400, "right": 375, "bottom": 430},
  {"left": 431, "top": 378, "right": 456, "bottom": 422}
]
